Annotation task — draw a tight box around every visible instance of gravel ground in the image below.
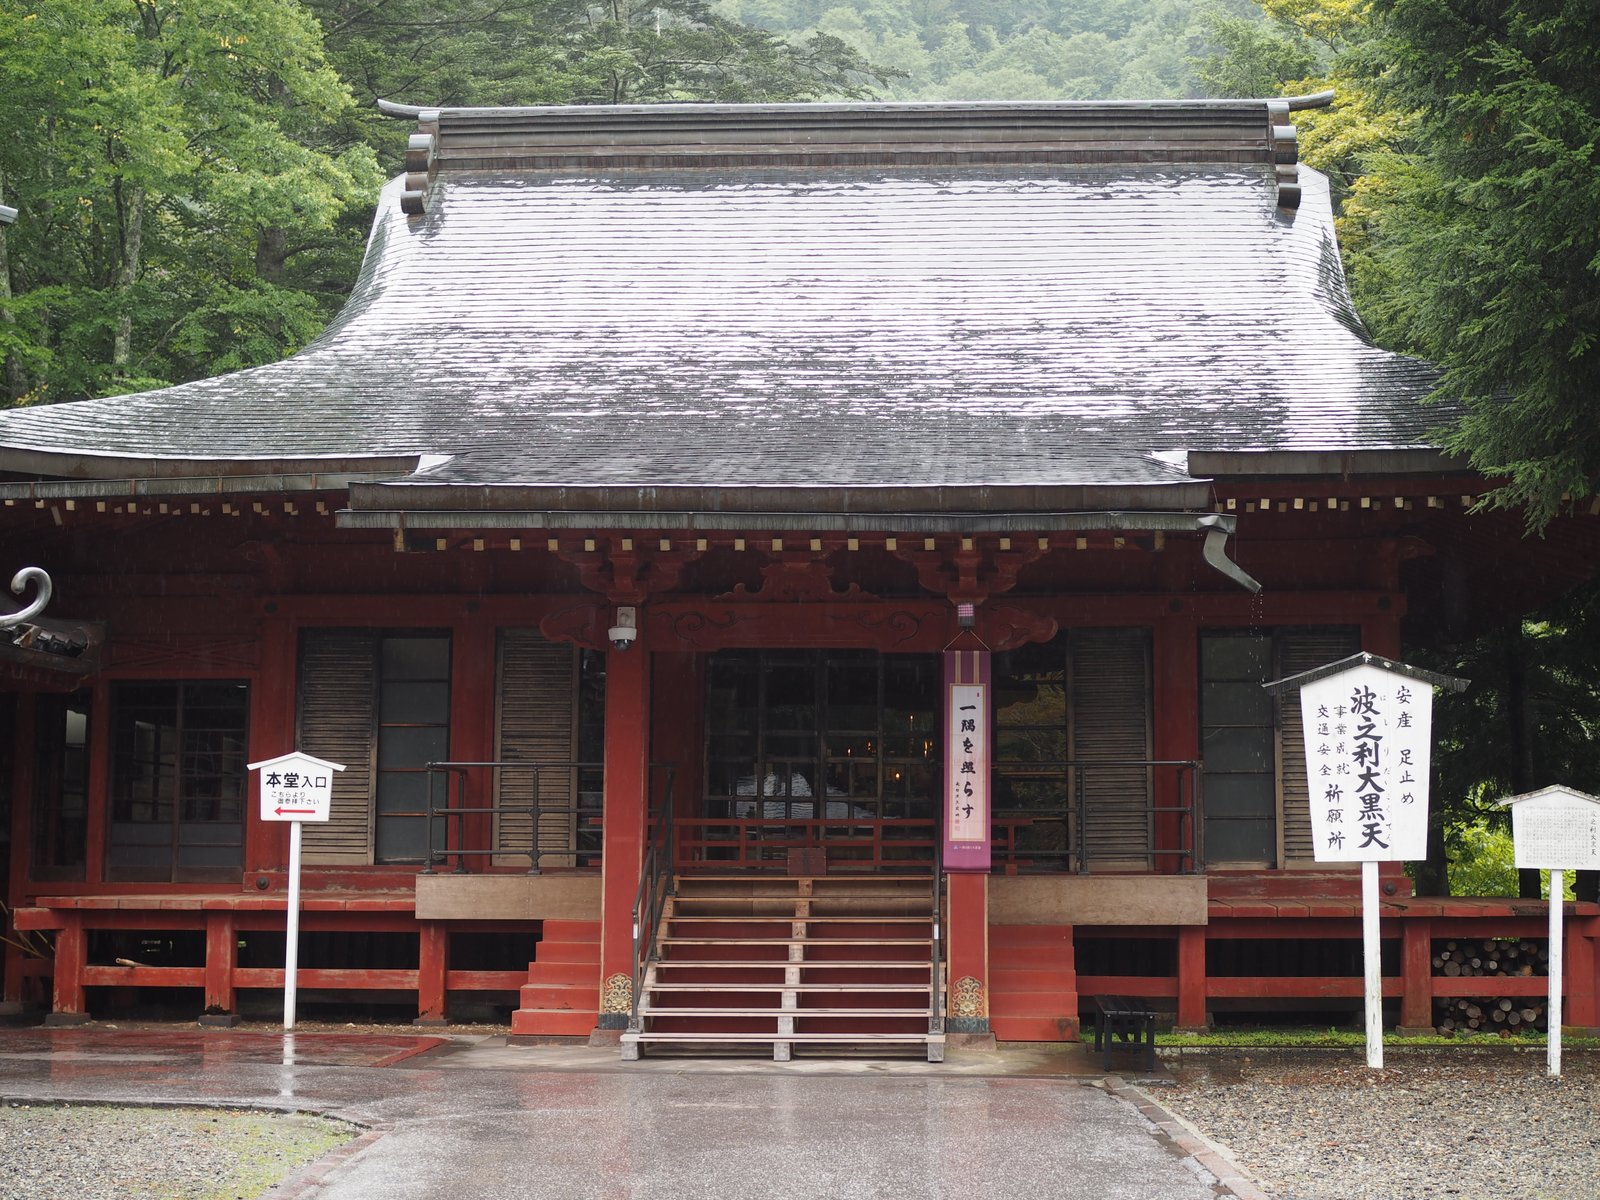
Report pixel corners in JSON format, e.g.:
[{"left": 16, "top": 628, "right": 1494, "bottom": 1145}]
[
  {"left": 0, "top": 1104, "right": 355, "bottom": 1200},
  {"left": 1161, "top": 1048, "right": 1600, "bottom": 1200}
]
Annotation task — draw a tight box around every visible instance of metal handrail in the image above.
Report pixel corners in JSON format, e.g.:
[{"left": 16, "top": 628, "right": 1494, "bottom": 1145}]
[
  {"left": 421, "top": 760, "right": 604, "bottom": 874},
  {"left": 629, "top": 767, "right": 679, "bottom": 1035},
  {"left": 991, "top": 757, "right": 1203, "bottom": 873},
  {"left": 930, "top": 844, "right": 945, "bottom": 1045}
]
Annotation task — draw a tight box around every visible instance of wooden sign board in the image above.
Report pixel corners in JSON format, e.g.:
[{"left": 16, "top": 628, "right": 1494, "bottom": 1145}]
[
  {"left": 943, "top": 649, "right": 991, "bottom": 872},
  {"left": 250, "top": 751, "right": 344, "bottom": 823},
  {"left": 1299, "top": 662, "right": 1432, "bottom": 862},
  {"left": 1502, "top": 786, "right": 1600, "bottom": 871}
]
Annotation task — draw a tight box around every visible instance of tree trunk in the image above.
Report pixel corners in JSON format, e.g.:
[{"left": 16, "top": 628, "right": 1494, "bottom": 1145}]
[
  {"left": 255, "top": 226, "right": 288, "bottom": 285},
  {"left": 1501, "top": 620, "right": 1543, "bottom": 900},
  {"left": 1414, "top": 752, "right": 1451, "bottom": 896},
  {"left": 112, "top": 183, "right": 145, "bottom": 375}
]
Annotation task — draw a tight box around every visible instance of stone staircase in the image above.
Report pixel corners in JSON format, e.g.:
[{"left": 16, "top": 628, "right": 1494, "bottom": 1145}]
[{"left": 621, "top": 875, "right": 945, "bottom": 1061}]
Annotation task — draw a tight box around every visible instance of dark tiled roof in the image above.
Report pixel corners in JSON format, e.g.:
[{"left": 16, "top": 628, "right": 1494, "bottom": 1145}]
[{"left": 0, "top": 101, "right": 1449, "bottom": 510}]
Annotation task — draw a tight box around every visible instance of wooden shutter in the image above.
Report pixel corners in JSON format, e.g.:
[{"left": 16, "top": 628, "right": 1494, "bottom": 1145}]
[
  {"left": 494, "top": 630, "right": 579, "bottom": 867},
  {"left": 297, "top": 630, "right": 377, "bottom": 864},
  {"left": 1277, "top": 627, "right": 1361, "bottom": 864},
  {"left": 1070, "top": 629, "right": 1153, "bottom": 868}
]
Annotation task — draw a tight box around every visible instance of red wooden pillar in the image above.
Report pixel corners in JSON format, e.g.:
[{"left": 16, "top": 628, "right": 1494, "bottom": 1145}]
[
  {"left": 203, "top": 911, "right": 238, "bottom": 1017},
  {"left": 1398, "top": 916, "right": 1434, "bottom": 1033},
  {"left": 246, "top": 613, "right": 296, "bottom": 876},
  {"left": 449, "top": 617, "right": 497, "bottom": 868},
  {"left": 1567, "top": 917, "right": 1598, "bottom": 1032},
  {"left": 83, "top": 679, "right": 111, "bottom": 884},
  {"left": 651, "top": 652, "right": 702, "bottom": 837},
  {"left": 1176, "top": 924, "right": 1207, "bottom": 1031},
  {"left": 44, "top": 912, "right": 89, "bottom": 1025},
  {"left": 1152, "top": 615, "right": 1200, "bottom": 873},
  {"left": 416, "top": 921, "right": 449, "bottom": 1025},
  {"left": 5, "top": 697, "right": 37, "bottom": 1003},
  {"left": 945, "top": 872, "right": 989, "bottom": 1036},
  {"left": 597, "top": 639, "right": 651, "bottom": 1031}
]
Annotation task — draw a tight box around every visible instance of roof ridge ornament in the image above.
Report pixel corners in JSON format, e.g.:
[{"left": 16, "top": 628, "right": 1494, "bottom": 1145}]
[
  {"left": 401, "top": 110, "right": 440, "bottom": 217},
  {"left": 1268, "top": 100, "right": 1301, "bottom": 210}
]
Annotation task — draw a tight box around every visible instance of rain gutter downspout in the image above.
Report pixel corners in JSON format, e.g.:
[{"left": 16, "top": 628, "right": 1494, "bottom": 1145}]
[{"left": 1199, "top": 513, "right": 1263, "bottom": 594}]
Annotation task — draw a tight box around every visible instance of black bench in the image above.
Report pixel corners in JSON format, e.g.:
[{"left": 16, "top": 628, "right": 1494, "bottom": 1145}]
[{"left": 1091, "top": 995, "right": 1158, "bottom": 1072}]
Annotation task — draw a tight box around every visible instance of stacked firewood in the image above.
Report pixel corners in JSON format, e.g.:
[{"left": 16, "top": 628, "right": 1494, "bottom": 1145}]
[{"left": 1432, "top": 939, "right": 1550, "bottom": 1034}]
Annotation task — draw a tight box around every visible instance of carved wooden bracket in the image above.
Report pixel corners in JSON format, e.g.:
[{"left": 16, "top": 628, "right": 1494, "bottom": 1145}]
[
  {"left": 889, "top": 542, "right": 1047, "bottom": 607},
  {"left": 557, "top": 541, "right": 701, "bottom": 605},
  {"left": 982, "top": 603, "right": 1058, "bottom": 651},
  {"left": 716, "top": 555, "right": 873, "bottom": 603}
]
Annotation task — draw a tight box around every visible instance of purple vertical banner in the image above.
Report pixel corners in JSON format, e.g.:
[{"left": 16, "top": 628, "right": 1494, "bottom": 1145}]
[{"left": 943, "top": 648, "right": 991, "bottom": 872}]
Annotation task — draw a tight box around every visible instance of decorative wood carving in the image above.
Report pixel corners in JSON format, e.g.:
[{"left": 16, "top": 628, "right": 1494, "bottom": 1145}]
[
  {"left": 850, "top": 606, "right": 942, "bottom": 648},
  {"left": 889, "top": 542, "right": 1047, "bottom": 607},
  {"left": 538, "top": 602, "right": 607, "bottom": 651},
  {"left": 717, "top": 557, "right": 871, "bottom": 603},
  {"left": 982, "top": 604, "right": 1058, "bottom": 651},
  {"left": 108, "top": 636, "right": 260, "bottom": 672},
  {"left": 557, "top": 543, "right": 700, "bottom": 604},
  {"left": 647, "top": 608, "right": 741, "bottom": 646}
]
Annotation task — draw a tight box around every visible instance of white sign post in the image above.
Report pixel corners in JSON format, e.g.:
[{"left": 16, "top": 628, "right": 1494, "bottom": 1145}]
[
  {"left": 1266, "top": 653, "right": 1465, "bottom": 1070},
  {"left": 1499, "top": 785, "right": 1600, "bottom": 1079},
  {"left": 250, "top": 751, "right": 344, "bottom": 1031}
]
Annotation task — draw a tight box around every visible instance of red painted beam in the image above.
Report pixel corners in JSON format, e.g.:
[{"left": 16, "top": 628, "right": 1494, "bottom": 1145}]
[
  {"left": 1430, "top": 976, "right": 1552, "bottom": 998},
  {"left": 1205, "top": 976, "right": 1401, "bottom": 999},
  {"left": 82, "top": 966, "right": 205, "bottom": 988},
  {"left": 444, "top": 970, "right": 528, "bottom": 991},
  {"left": 1076, "top": 975, "right": 1179, "bottom": 998}
]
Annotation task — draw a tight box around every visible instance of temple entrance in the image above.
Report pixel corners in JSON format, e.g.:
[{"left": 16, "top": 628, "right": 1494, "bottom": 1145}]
[{"left": 689, "top": 649, "right": 940, "bottom": 870}]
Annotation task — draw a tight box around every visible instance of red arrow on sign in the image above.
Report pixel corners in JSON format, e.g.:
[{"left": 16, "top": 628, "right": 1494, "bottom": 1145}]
[{"left": 275, "top": 806, "right": 317, "bottom": 816}]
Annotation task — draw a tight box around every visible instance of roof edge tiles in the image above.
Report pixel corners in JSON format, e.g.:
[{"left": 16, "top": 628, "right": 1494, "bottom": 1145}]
[
  {"left": 1186, "top": 448, "right": 1468, "bottom": 478},
  {"left": 0, "top": 446, "right": 421, "bottom": 483},
  {"left": 336, "top": 508, "right": 1236, "bottom": 536},
  {"left": 389, "top": 93, "right": 1332, "bottom": 214},
  {"left": 346, "top": 480, "right": 1215, "bottom": 517}
]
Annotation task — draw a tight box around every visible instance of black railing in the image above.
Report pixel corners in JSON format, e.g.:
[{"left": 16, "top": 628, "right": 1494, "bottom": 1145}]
[
  {"left": 629, "top": 778, "right": 679, "bottom": 1037},
  {"left": 991, "top": 758, "right": 1202, "bottom": 873},
  {"left": 421, "top": 761, "right": 681, "bottom": 875},
  {"left": 930, "top": 844, "right": 946, "bottom": 1046},
  {"left": 420, "top": 760, "right": 606, "bottom": 874}
]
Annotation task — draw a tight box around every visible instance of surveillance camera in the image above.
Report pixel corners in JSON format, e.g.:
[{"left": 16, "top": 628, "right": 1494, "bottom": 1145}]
[{"left": 608, "top": 606, "right": 637, "bottom": 651}]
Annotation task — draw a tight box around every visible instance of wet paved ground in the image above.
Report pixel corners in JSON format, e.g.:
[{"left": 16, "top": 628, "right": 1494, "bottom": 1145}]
[{"left": 0, "top": 1028, "right": 1235, "bottom": 1199}]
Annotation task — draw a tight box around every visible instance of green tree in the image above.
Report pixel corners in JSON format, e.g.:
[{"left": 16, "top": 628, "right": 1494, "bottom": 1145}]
[
  {"left": 1361, "top": 2, "right": 1600, "bottom": 528},
  {"left": 0, "top": 0, "right": 380, "bottom": 403},
  {"left": 1193, "top": 11, "right": 1317, "bottom": 98}
]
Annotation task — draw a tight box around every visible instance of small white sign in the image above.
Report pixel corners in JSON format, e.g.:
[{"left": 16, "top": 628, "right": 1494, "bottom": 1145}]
[
  {"left": 250, "top": 751, "right": 344, "bottom": 823},
  {"left": 1300, "top": 663, "right": 1432, "bottom": 862},
  {"left": 1503, "top": 786, "right": 1600, "bottom": 871}
]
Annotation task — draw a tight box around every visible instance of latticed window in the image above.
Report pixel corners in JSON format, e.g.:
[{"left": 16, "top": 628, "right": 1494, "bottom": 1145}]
[
  {"left": 108, "top": 681, "right": 249, "bottom": 882},
  {"left": 1199, "top": 627, "right": 1361, "bottom": 866}
]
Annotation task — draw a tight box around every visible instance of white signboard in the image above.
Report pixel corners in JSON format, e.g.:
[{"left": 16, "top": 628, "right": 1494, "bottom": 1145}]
[
  {"left": 1300, "top": 663, "right": 1431, "bottom": 862},
  {"left": 1505, "top": 786, "right": 1600, "bottom": 871},
  {"left": 946, "top": 683, "right": 989, "bottom": 844},
  {"left": 250, "top": 751, "right": 343, "bottom": 823}
]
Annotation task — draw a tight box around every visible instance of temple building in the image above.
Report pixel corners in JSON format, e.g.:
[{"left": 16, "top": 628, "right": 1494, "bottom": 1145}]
[{"left": 2, "top": 97, "right": 1596, "bottom": 1054}]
